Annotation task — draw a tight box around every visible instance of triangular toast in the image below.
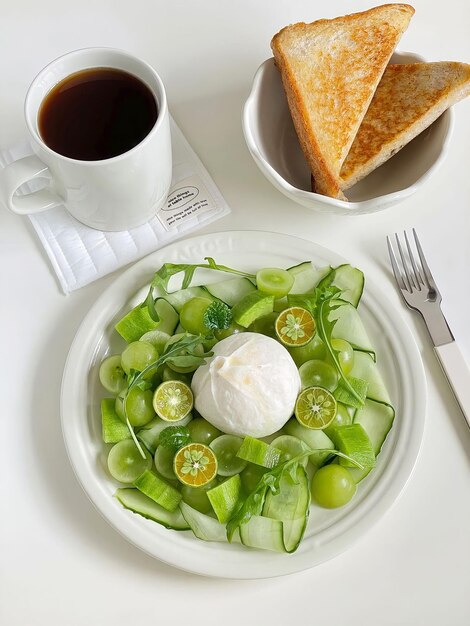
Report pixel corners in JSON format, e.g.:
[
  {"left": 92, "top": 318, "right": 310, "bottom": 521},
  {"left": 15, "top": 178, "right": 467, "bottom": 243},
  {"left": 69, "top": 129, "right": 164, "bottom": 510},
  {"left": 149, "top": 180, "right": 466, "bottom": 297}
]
[
  {"left": 340, "top": 62, "right": 470, "bottom": 189},
  {"left": 271, "top": 4, "right": 414, "bottom": 198}
]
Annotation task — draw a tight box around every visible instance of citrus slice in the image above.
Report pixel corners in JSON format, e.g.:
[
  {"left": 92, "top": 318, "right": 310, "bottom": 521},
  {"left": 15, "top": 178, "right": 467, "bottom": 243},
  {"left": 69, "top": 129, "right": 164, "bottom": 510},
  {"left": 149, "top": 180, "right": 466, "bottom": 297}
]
[
  {"left": 275, "top": 306, "right": 315, "bottom": 347},
  {"left": 295, "top": 386, "right": 337, "bottom": 430},
  {"left": 153, "top": 380, "right": 193, "bottom": 422},
  {"left": 173, "top": 443, "right": 218, "bottom": 487}
]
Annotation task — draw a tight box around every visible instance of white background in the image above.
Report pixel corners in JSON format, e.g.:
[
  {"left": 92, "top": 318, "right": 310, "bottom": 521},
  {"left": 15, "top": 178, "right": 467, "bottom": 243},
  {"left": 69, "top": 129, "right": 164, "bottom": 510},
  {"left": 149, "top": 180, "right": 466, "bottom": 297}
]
[{"left": 1, "top": 1, "right": 469, "bottom": 624}]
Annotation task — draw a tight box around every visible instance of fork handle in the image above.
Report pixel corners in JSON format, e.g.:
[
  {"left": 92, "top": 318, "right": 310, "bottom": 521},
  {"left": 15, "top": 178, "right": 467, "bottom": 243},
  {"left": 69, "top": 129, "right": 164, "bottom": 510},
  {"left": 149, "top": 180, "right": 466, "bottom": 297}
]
[{"left": 435, "top": 342, "right": 470, "bottom": 429}]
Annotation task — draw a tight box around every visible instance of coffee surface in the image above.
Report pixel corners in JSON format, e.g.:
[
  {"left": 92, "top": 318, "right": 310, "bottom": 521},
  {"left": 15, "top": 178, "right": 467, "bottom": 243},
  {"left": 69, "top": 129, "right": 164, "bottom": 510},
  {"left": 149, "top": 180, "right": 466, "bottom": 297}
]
[{"left": 38, "top": 67, "right": 158, "bottom": 160}]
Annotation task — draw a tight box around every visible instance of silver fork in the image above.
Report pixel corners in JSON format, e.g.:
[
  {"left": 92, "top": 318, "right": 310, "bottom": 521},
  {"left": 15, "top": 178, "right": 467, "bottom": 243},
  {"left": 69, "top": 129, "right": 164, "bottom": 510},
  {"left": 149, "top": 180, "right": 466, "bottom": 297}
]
[{"left": 387, "top": 229, "right": 470, "bottom": 429}]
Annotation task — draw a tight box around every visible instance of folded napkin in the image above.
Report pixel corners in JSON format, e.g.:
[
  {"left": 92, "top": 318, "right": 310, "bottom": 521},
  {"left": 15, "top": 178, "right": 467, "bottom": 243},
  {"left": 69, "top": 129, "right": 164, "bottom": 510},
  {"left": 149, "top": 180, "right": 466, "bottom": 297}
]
[{"left": 0, "top": 117, "right": 230, "bottom": 293}]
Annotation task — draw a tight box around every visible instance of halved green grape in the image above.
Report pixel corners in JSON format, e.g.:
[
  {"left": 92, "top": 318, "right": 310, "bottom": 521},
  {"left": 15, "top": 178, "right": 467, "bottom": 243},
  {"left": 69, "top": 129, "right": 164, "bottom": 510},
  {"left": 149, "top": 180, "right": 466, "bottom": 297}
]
[
  {"left": 210, "top": 435, "right": 247, "bottom": 476},
  {"left": 139, "top": 329, "right": 170, "bottom": 354},
  {"left": 188, "top": 417, "right": 221, "bottom": 445},
  {"left": 115, "top": 389, "right": 126, "bottom": 422},
  {"left": 125, "top": 387, "right": 155, "bottom": 427},
  {"left": 331, "top": 338, "right": 354, "bottom": 375},
  {"left": 270, "top": 435, "right": 309, "bottom": 467},
  {"left": 181, "top": 480, "right": 217, "bottom": 514},
  {"left": 311, "top": 464, "right": 356, "bottom": 508},
  {"left": 256, "top": 267, "right": 294, "bottom": 298},
  {"left": 179, "top": 297, "right": 213, "bottom": 335},
  {"left": 164, "top": 334, "right": 205, "bottom": 373},
  {"left": 288, "top": 335, "right": 326, "bottom": 367},
  {"left": 99, "top": 355, "right": 127, "bottom": 394},
  {"left": 121, "top": 341, "right": 158, "bottom": 375},
  {"left": 299, "top": 359, "right": 339, "bottom": 391},
  {"left": 107, "top": 439, "right": 152, "bottom": 483},
  {"left": 154, "top": 444, "right": 177, "bottom": 481}
]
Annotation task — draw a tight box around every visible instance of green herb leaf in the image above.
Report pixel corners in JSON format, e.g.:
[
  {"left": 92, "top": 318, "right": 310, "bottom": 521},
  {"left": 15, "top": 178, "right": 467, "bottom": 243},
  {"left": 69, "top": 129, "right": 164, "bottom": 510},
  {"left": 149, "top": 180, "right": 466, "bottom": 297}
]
[
  {"left": 316, "top": 295, "right": 365, "bottom": 406},
  {"left": 159, "top": 426, "right": 192, "bottom": 451},
  {"left": 203, "top": 301, "right": 233, "bottom": 331},
  {"left": 123, "top": 333, "right": 209, "bottom": 458}
]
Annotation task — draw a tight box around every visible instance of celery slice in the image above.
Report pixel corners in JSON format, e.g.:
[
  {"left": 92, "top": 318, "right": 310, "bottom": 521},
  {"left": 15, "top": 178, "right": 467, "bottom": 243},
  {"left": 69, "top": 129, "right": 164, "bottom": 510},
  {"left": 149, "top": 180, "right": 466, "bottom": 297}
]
[
  {"left": 236, "top": 436, "right": 281, "bottom": 468},
  {"left": 207, "top": 475, "right": 241, "bottom": 523},
  {"left": 133, "top": 470, "right": 182, "bottom": 512},
  {"left": 101, "top": 398, "right": 130, "bottom": 443}
]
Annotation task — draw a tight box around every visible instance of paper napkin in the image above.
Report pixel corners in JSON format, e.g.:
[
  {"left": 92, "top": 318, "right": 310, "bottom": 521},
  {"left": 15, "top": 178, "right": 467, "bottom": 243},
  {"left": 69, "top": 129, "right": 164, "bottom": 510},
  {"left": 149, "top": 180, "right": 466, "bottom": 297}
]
[{"left": 0, "top": 117, "right": 231, "bottom": 293}]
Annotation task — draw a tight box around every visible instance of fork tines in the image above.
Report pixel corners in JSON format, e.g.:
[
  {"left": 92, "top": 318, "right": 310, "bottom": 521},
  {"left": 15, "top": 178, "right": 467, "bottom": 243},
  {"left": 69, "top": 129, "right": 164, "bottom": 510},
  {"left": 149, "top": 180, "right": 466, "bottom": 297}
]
[{"left": 387, "top": 229, "right": 438, "bottom": 296}]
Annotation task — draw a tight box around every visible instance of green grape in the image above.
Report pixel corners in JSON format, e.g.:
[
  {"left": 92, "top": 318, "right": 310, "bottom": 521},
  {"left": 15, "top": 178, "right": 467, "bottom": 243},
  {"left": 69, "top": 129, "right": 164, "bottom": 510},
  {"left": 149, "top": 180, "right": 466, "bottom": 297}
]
[
  {"left": 181, "top": 480, "right": 217, "bottom": 514},
  {"left": 324, "top": 402, "right": 352, "bottom": 436},
  {"left": 165, "top": 334, "right": 204, "bottom": 374},
  {"left": 121, "top": 341, "right": 158, "bottom": 375},
  {"left": 187, "top": 417, "right": 221, "bottom": 445},
  {"left": 288, "top": 335, "right": 326, "bottom": 366},
  {"left": 240, "top": 463, "right": 268, "bottom": 493},
  {"left": 154, "top": 445, "right": 177, "bottom": 480},
  {"left": 331, "top": 338, "right": 354, "bottom": 375},
  {"left": 125, "top": 387, "right": 155, "bottom": 427},
  {"left": 270, "top": 435, "right": 309, "bottom": 467},
  {"left": 299, "top": 359, "right": 339, "bottom": 391},
  {"left": 115, "top": 390, "right": 126, "bottom": 421},
  {"left": 107, "top": 439, "right": 152, "bottom": 483},
  {"left": 179, "top": 297, "right": 213, "bottom": 335},
  {"left": 311, "top": 464, "right": 356, "bottom": 508},
  {"left": 248, "top": 312, "right": 278, "bottom": 339},
  {"left": 161, "top": 364, "right": 191, "bottom": 384},
  {"left": 214, "top": 322, "right": 244, "bottom": 341},
  {"left": 99, "top": 355, "right": 127, "bottom": 394},
  {"left": 256, "top": 267, "right": 294, "bottom": 298},
  {"left": 210, "top": 435, "right": 247, "bottom": 476}
]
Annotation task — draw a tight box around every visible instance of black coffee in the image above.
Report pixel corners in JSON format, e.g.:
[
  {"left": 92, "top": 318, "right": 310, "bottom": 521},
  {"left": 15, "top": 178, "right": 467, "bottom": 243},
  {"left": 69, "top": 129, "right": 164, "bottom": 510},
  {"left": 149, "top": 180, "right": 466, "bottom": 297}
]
[{"left": 38, "top": 67, "right": 158, "bottom": 161}]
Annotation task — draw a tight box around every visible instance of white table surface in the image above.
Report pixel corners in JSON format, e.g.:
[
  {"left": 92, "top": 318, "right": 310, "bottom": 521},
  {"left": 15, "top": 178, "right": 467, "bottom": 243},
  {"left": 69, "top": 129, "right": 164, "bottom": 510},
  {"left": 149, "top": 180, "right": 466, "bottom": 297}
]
[{"left": 1, "top": 1, "right": 469, "bottom": 624}]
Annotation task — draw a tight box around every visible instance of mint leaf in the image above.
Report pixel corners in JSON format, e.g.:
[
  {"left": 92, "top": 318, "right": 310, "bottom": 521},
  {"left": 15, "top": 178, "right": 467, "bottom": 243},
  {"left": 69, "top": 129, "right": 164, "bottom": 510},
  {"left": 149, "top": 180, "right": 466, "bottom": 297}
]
[
  {"left": 203, "top": 301, "right": 232, "bottom": 331},
  {"left": 159, "top": 426, "right": 191, "bottom": 451}
]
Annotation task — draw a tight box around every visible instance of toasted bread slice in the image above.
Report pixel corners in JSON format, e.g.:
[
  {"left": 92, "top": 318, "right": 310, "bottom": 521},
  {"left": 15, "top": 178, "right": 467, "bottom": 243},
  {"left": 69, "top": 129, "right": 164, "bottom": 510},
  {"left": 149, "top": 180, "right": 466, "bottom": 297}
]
[
  {"left": 271, "top": 4, "right": 414, "bottom": 199},
  {"left": 340, "top": 62, "right": 470, "bottom": 189}
]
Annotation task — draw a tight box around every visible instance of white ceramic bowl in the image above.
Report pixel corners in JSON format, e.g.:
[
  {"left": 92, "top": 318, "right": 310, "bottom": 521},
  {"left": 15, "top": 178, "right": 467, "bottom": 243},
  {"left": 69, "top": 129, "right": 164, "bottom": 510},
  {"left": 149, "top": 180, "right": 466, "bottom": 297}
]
[{"left": 242, "top": 52, "right": 453, "bottom": 215}]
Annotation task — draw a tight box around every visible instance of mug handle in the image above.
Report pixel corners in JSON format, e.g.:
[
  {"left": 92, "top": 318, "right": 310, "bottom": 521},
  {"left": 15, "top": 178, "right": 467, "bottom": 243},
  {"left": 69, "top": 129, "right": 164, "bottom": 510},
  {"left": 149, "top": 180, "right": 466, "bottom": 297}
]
[{"left": 0, "top": 155, "right": 62, "bottom": 215}]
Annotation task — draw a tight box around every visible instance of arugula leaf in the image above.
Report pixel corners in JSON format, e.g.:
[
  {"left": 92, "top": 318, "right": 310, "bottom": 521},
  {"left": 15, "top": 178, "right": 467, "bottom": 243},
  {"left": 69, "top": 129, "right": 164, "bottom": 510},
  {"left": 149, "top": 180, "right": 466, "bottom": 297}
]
[
  {"left": 159, "top": 426, "right": 191, "bottom": 451},
  {"left": 316, "top": 295, "right": 365, "bottom": 406},
  {"left": 203, "top": 301, "right": 233, "bottom": 331},
  {"left": 122, "top": 333, "right": 209, "bottom": 458}
]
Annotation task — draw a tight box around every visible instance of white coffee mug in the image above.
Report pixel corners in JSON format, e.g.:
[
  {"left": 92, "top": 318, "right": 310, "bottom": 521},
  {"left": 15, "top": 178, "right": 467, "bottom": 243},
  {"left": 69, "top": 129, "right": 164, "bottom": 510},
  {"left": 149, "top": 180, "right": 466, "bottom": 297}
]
[{"left": 0, "top": 48, "right": 172, "bottom": 231}]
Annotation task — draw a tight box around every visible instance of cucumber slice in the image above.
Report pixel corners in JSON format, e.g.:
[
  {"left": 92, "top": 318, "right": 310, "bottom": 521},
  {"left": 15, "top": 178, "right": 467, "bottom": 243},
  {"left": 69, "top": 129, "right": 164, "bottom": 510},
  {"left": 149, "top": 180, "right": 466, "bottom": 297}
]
[
  {"left": 287, "top": 261, "right": 331, "bottom": 294},
  {"left": 283, "top": 419, "right": 334, "bottom": 466},
  {"left": 115, "top": 299, "right": 178, "bottom": 342},
  {"left": 329, "top": 301, "right": 375, "bottom": 358},
  {"left": 162, "top": 286, "right": 216, "bottom": 313},
  {"left": 236, "top": 436, "right": 281, "bottom": 468},
  {"left": 232, "top": 291, "right": 275, "bottom": 328},
  {"left": 263, "top": 465, "right": 310, "bottom": 553},
  {"left": 101, "top": 398, "right": 130, "bottom": 444},
  {"left": 114, "top": 488, "right": 189, "bottom": 530},
  {"left": 318, "top": 264, "right": 364, "bottom": 307},
  {"left": 205, "top": 277, "right": 255, "bottom": 306},
  {"left": 179, "top": 502, "right": 228, "bottom": 542},
  {"left": 350, "top": 351, "right": 391, "bottom": 405},
  {"left": 328, "top": 424, "right": 376, "bottom": 469},
  {"left": 137, "top": 413, "right": 192, "bottom": 454},
  {"left": 239, "top": 515, "right": 285, "bottom": 552},
  {"left": 207, "top": 475, "right": 241, "bottom": 523},
  {"left": 354, "top": 399, "right": 395, "bottom": 456},
  {"left": 133, "top": 470, "right": 182, "bottom": 512}
]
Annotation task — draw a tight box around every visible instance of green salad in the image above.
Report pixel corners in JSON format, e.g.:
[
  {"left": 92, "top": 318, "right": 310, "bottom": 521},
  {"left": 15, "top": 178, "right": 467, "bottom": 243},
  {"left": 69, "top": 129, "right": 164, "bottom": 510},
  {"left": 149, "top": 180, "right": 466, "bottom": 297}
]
[{"left": 98, "top": 258, "right": 395, "bottom": 553}]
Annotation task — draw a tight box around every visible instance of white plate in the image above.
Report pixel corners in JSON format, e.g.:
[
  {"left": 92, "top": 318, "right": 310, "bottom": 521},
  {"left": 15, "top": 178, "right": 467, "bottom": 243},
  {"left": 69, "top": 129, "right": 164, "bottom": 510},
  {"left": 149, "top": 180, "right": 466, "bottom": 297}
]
[
  {"left": 61, "top": 231, "right": 426, "bottom": 578},
  {"left": 243, "top": 53, "right": 453, "bottom": 215}
]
